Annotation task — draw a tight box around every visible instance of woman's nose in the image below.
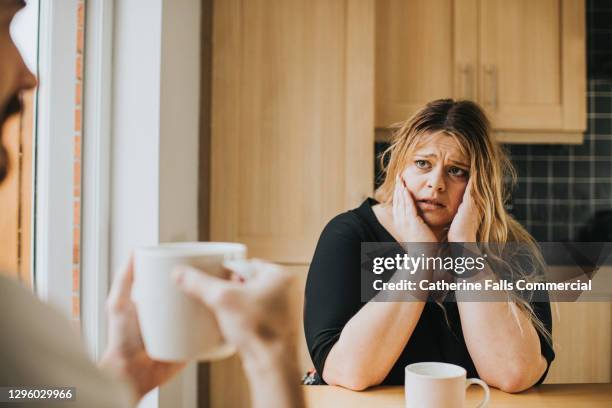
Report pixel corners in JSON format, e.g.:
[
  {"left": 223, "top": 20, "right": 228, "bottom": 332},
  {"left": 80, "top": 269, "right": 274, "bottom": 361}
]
[{"left": 426, "top": 167, "right": 446, "bottom": 192}]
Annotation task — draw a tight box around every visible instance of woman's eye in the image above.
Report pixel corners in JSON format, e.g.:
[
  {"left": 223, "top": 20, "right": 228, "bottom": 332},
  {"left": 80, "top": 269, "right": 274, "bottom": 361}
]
[
  {"left": 415, "top": 160, "right": 430, "bottom": 169},
  {"left": 448, "top": 167, "right": 467, "bottom": 177}
]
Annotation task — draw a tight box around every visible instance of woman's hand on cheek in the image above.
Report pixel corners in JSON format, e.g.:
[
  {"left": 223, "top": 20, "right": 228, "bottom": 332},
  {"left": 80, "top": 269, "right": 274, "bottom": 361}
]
[
  {"left": 392, "top": 176, "right": 438, "bottom": 243},
  {"left": 447, "top": 177, "right": 480, "bottom": 242}
]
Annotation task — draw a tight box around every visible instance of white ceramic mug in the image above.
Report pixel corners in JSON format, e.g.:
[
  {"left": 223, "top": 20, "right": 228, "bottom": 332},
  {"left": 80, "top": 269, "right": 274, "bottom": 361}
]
[
  {"left": 405, "top": 362, "right": 490, "bottom": 408},
  {"left": 133, "top": 242, "right": 247, "bottom": 362}
]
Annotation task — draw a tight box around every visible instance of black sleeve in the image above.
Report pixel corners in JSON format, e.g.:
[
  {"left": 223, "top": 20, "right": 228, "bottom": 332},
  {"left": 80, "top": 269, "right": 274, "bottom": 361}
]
[
  {"left": 532, "top": 299, "right": 555, "bottom": 385},
  {"left": 304, "top": 213, "right": 366, "bottom": 380}
]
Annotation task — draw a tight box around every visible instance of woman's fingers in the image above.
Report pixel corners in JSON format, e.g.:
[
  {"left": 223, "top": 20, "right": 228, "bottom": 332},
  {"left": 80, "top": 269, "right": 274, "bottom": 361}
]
[
  {"left": 401, "top": 178, "right": 418, "bottom": 219},
  {"left": 393, "top": 177, "right": 403, "bottom": 222},
  {"left": 463, "top": 176, "right": 478, "bottom": 213},
  {"left": 464, "top": 176, "right": 474, "bottom": 202}
]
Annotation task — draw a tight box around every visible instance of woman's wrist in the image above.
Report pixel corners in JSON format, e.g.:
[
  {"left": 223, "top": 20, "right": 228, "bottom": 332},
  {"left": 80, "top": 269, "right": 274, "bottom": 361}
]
[{"left": 448, "top": 234, "right": 477, "bottom": 243}]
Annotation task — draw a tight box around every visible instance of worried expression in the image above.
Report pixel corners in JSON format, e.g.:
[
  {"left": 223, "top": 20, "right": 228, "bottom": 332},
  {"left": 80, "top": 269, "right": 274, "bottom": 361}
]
[{"left": 401, "top": 132, "right": 470, "bottom": 229}]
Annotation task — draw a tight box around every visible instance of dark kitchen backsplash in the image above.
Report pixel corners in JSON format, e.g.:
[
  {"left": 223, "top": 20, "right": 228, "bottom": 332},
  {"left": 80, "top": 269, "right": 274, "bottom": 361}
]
[
  {"left": 589, "top": 0, "right": 612, "bottom": 79},
  {"left": 374, "top": 0, "right": 612, "bottom": 242},
  {"left": 505, "top": 79, "right": 612, "bottom": 242}
]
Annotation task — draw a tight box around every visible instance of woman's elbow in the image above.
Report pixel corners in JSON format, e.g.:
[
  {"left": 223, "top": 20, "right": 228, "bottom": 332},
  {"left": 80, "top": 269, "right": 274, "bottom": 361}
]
[
  {"left": 484, "top": 359, "right": 545, "bottom": 394},
  {"left": 327, "top": 376, "right": 371, "bottom": 392},
  {"left": 322, "top": 364, "right": 380, "bottom": 391},
  {"left": 495, "top": 374, "right": 530, "bottom": 394}
]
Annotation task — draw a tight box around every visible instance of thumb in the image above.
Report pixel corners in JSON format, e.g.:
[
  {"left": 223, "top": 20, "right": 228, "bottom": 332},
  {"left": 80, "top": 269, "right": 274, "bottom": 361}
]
[
  {"left": 173, "top": 265, "right": 232, "bottom": 307},
  {"left": 107, "top": 255, "right": 135, "bottom": 310}
]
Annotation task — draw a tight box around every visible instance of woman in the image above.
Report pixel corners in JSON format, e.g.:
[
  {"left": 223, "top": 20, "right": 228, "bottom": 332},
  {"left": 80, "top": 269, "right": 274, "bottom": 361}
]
[{"left": 304, "top": 99, "right": 554, "bottom": 393}]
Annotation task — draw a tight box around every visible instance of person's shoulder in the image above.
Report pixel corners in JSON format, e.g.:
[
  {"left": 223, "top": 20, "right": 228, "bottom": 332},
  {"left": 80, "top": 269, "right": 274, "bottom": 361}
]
[
  {"left": 0, "top": 276, "right": 79, "bottom": 346},
  {"left": 0, "top": 277, "right": 134, "bottom": 407},
  {"left": 0, "top": 275, "right": 42, "bottom": 313},
  {"left": 321, "top": 201, "right": 374, "bottom": 241}
]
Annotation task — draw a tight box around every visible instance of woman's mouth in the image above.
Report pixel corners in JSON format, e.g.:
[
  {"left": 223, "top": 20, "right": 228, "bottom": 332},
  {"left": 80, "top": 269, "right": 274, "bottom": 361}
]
[{"left": 416, "top": 199, "right": 445, "bottom": 211}]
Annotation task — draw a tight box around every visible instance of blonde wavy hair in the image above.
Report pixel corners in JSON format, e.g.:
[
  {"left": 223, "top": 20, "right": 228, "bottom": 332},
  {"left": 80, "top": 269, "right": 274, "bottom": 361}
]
[{"left": 375, "top": 99, "right": 552, "bottom": 344}]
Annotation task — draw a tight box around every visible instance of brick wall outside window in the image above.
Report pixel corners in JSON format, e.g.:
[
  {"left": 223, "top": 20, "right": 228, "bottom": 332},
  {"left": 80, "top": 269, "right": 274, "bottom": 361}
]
[{"left": 72, "top": 0, "right": 85, "bottom": 323}]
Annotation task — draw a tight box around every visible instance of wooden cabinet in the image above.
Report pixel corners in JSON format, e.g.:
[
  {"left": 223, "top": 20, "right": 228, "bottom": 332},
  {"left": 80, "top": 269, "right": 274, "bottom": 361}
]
[
  {"left": 376, "top": 0, "right": 478, "bottom": 127},
  {"left": 211, "top": 0, "right": 374, "bottom": 264},
  {"left": 479, "top": 0, "right": 586, "bottom": 136},
  {"left": 208, "top": 1, "right": 374, "bottom": 406},
  {"left": 376, "top": 0, "right": 586, "bottom": 143},
  {"left": 546, "top": 302, "right": 611, "bottom": 384}
]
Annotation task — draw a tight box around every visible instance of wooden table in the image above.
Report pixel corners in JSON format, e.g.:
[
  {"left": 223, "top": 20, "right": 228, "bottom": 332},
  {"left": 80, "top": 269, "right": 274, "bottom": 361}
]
[{"left": 304, "top": 383, "right": 612, "bottom": 407}]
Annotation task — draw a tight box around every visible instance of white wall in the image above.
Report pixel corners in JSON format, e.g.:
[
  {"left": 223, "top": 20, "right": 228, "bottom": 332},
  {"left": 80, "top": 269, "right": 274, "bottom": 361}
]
[{"left": 111, "top": 0, "right": 201, "bottom": 407}]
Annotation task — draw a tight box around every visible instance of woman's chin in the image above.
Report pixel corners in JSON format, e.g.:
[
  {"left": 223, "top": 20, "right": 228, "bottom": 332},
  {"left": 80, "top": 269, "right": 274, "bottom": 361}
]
[{"left": 420, "top": 213, "right": 452, "bottom": 230}]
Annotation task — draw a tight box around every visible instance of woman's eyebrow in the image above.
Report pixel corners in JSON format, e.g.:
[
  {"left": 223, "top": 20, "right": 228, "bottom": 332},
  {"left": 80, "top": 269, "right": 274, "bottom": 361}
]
[{"left": 449, "top": 159, "right": 469, "bottom": 167}]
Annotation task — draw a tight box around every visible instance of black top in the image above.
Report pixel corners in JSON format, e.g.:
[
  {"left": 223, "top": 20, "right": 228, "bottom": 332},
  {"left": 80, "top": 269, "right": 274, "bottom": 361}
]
[{"left": 304, "top": 198, "right": 555, "bottom": 385}]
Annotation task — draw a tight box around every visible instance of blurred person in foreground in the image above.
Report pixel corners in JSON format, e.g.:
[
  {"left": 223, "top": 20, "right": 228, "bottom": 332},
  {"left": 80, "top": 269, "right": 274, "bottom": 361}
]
[{"left": 0, "top": 1, "right": 304, "bottom": 407}]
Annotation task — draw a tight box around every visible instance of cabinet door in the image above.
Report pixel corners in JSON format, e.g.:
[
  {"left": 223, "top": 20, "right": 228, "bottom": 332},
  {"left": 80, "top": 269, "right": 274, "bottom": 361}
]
[
  {"left": 545, "top": 302, "right": 611, "bottom": 384},
  {"left": 479, "top": 0, "right": 586, "bottom": 132},
  {"left": 211, "top": 0, "right": 374, "bottom": 264},
  {"left": 375, "top": 0, "right": 478, "bottom": 127}
]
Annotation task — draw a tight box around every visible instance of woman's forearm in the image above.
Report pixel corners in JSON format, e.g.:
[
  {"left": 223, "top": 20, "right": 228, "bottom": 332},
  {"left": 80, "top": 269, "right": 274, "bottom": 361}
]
[
  {"left": 453, "top": 245, "right": 548, "bottom": 393},
  {"left": 322, "top": 300, "right": 426, "bottom": 390},
  {"left": 457, "top": 301, "right": 546, "bottom": 393}
]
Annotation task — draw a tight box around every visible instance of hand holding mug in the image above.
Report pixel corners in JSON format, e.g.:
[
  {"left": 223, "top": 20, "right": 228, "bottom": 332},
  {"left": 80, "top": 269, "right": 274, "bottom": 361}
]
[{"left": 174, "top": 259, "right": 296, "bottom": 355}]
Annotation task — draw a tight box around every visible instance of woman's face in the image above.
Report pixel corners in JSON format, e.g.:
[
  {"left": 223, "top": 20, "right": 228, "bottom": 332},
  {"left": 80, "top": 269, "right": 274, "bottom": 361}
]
[{"left": 400, "top": 132, "right": 470, "bottom": 229}]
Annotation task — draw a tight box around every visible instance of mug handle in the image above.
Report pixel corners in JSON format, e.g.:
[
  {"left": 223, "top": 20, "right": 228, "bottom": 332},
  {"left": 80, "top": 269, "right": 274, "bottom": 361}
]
[{"left": 466, "top": 378, "right": 490, "bottom": 408}]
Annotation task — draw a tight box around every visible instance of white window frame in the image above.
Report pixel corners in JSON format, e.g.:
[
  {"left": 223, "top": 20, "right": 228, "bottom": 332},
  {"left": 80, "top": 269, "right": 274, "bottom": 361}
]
[
  {"left": 36, "top": 0, "right": 113, "bottom": 361},
  {"left": 36, "top": 0, "right": 201, "bottom": 406},
  {"left": 81, "top": 0, "right": 114, "bottom": 360},
  {"left": 35, "top": 0, "right": 80, "bottom": 319}
]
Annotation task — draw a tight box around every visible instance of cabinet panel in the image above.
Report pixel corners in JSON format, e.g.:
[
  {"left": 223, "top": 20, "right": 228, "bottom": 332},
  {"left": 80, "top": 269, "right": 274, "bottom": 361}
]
[
  {"left": 211, "top": 0, "right": 374, "bottom": 263},
  {"left": 479, "top": 0, "right": 586, "bottom": 132},
  {"left": 545, "top": 302, "right": 611, "bottom": 384},
  {"left": 376, "top": 0, "right": 586, "bottom": 140},
  {"left": 376, "top": 0, "right": 478, "bottom": 127}
]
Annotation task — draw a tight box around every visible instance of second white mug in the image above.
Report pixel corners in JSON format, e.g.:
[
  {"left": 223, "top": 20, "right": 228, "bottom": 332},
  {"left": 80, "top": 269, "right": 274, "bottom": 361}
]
[{"left": 405, "top": 362, "right": 490, "bottom": 408}]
